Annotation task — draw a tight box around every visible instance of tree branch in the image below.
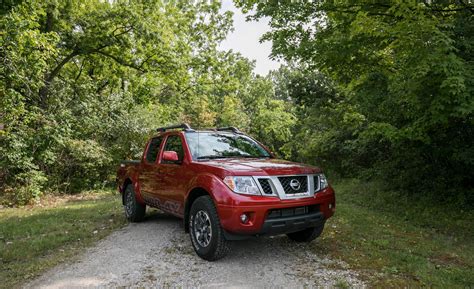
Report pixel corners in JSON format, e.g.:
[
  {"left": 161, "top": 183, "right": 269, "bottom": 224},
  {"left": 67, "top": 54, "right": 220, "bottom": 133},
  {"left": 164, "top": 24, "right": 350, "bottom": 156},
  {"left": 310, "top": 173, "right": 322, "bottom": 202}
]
[
  {"left": 94, "top": 50, "right": 145, "bottom": 72},
  {"left": 39, "top": 50, "right": 78, "bottom": 104},
  {"left": 44, "top": 5, "right": 54, "bottom": 33}
]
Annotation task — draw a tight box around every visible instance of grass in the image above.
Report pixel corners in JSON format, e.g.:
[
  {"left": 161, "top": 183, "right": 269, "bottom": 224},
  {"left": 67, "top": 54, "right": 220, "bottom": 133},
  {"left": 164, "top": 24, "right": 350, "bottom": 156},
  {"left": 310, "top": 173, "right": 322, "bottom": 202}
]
[
  {"left": 1, "top": 181, "right": 473, "bottom": 288},
  {"left": 312, "top": 179, "right": 474, "bottom": 287},
  {"left": 0, "top": 190, "right": 126, "bottom": 289}
]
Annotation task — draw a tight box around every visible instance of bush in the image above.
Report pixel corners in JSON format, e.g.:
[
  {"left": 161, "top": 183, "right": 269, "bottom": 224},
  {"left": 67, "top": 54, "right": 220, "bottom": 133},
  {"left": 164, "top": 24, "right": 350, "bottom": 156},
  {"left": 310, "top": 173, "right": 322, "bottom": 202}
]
[{"left": 1, "top": 170, "right": 47, "bottom": 206}]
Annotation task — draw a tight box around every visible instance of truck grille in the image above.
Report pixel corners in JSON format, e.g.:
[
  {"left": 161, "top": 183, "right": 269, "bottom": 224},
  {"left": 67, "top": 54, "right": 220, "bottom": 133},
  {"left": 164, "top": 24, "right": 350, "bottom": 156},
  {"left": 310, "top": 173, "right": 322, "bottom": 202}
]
[
  {"left": 258, "top": 179, "right": 274, "bottom": 195},
  {"left": 278, "top": 176, "right": 308, "bottom": 194},
  {"left": 314, "top": 175, "right": 319, "bottom": 191}
]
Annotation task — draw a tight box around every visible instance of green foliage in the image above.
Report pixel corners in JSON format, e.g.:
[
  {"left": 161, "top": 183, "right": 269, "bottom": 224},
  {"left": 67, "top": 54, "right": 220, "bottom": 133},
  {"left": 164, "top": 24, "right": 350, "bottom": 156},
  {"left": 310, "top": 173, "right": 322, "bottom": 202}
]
[
  {"left": 5, "top": 170, "right": 47, "bottom": 205},
  {"left": 4, "top": 0, "right": 471, "bottom": 207},
  {"left": 0, "top": 0, "right": 296, "bottom": 204},
  {"left": 241, "top": 1, "right": 474, "bottom": 204},
  {"left": 238, "top": 75, "right": 296, "bottom": 157}
]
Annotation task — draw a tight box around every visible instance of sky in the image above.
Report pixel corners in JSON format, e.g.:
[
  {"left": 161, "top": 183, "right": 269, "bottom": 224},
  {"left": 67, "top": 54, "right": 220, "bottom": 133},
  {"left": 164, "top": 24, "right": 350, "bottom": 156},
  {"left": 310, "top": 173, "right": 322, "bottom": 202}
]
[{"left": 218, "top": 1, "right": 281, "bottom": 76}]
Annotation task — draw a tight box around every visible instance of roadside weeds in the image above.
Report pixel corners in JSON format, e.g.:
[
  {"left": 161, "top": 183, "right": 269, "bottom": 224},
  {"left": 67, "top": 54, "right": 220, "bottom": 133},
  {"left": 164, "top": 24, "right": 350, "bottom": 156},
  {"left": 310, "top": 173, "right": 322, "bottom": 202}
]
[{"left": 0, "top": 191, "right": 126, "bottom": 289}]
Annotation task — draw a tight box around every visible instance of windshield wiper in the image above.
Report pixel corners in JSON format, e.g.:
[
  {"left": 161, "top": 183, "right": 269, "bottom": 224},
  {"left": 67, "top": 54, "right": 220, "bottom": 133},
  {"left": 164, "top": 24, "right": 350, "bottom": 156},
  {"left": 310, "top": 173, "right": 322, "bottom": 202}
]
[
  {"left": 197, "top": 155, "right": 269, "bottom": 160},
  {"left": 196, "top": 155, "right": 233, "bottom": 160},
  {"left": 238, "top": 155, "right": 270, "bottom": 158}
]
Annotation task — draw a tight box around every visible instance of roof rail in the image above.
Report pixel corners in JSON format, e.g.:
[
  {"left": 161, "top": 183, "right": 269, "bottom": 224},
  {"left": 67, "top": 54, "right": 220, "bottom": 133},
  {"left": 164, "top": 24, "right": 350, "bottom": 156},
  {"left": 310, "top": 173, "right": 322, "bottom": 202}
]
[
  {"left": 216, "top": 126, "right": 242, "bottom": 134},
  {"left": 157, "top": 123, "right": 193, "bottom": 132}
]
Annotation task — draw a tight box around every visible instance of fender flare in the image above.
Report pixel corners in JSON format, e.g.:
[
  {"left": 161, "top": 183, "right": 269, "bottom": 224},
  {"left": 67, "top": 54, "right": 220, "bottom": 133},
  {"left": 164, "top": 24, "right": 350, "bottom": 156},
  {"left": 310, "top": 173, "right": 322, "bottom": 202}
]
[{"left": 183, "top": 173, "right": 232, "bottom": 232}]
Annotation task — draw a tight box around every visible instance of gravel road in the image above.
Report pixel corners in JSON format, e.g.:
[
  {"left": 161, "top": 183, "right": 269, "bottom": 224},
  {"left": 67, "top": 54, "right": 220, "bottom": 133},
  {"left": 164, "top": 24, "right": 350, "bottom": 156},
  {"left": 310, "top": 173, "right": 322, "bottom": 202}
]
[{"left": 27, "top": 210, "right": 365, "bottom": 288}]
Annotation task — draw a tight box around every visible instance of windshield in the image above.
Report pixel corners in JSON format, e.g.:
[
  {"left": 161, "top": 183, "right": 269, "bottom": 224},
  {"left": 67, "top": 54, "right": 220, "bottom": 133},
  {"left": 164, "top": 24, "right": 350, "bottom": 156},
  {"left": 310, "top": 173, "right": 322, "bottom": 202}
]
[{"left": 185, "top": 132, "right": 271, "bottom": 160}]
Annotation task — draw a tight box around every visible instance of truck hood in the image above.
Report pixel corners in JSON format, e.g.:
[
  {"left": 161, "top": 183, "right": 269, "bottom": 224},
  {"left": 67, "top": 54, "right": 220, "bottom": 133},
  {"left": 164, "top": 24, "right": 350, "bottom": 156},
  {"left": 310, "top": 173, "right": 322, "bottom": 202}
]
[{"left": 199, "top": 158, "right": 320, "bottom": 176}]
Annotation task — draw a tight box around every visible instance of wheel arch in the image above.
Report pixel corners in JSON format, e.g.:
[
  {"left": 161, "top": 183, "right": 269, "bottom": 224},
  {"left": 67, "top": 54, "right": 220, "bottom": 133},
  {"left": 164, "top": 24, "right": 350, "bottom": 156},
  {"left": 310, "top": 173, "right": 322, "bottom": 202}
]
[
  {"left": 184, "top": 187, "right": 211, "bottom": 233},
  {"left": 122, "top": 178, "right": 133, "bottom": 205}
]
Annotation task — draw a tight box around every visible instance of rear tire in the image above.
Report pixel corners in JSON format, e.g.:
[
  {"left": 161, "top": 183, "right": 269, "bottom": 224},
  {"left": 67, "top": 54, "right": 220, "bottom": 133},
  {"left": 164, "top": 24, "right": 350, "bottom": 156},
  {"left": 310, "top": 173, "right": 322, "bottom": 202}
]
[
  {"left": 123, "top": 184, "right": 146, "bottom": 222},
  {"left": 286, "top": 223, "right": 325, "bottom": 242},
  {"left": 189, "top": 196, "right": 229, "bottom": 261}
]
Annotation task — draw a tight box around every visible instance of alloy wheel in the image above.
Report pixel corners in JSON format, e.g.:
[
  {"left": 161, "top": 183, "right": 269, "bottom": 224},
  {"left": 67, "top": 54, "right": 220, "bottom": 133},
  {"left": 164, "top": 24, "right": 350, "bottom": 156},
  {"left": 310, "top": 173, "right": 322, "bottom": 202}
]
[{"left": 193, "top": 210, "right": 212, "bottom": 247}]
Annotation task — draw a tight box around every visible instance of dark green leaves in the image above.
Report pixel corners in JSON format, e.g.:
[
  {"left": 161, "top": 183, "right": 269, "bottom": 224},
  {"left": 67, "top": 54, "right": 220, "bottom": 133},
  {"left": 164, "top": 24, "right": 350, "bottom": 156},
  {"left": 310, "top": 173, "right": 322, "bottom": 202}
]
[{"left": 245, "top": 1, "right": 474, "bottom": 202}]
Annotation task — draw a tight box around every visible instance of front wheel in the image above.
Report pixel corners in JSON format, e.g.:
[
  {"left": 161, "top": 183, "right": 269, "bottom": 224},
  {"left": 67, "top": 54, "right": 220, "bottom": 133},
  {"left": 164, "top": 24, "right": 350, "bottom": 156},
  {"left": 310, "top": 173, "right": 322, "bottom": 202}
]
[
  {"left": 286, "top": 223, "right": 325, "bottom": 242},
  {"left": 123, "top": 184, "right": 146, "bottom": 222},
  {"left": 189, "top": 196, "right": 229, "bottom": 261}
]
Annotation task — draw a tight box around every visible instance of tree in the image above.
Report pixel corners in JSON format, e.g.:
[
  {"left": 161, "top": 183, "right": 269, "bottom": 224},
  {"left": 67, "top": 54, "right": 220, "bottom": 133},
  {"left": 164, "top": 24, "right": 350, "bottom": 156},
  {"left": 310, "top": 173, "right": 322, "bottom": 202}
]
[
  {"left": 0, "top": 0, "right": 296, "bottom": 205},
  {"left": 0, "top": 0, "right": 233, "bottom": 203},
  {"left": 239, "top": 1, "right": 474, "bottom": 203}
]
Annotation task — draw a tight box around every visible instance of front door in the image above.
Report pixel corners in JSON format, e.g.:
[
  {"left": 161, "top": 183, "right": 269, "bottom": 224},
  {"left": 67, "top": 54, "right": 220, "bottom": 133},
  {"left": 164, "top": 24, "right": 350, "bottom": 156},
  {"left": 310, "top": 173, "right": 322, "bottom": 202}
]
[{"left": 157, "top": 134, "right": 187, "bottom": 216}]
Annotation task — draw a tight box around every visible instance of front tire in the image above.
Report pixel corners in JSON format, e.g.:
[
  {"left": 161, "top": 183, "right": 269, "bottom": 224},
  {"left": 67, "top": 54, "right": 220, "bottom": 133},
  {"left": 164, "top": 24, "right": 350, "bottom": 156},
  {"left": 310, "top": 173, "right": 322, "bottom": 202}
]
[
  {"left": 123, "top": 184, "right": 146, "bottom": 222},
  {"left": 189, "top": 196, "right": 229, "bottom": 261},
  {"left": 286, "top": 223, "right": 325, "bottom": 242}
]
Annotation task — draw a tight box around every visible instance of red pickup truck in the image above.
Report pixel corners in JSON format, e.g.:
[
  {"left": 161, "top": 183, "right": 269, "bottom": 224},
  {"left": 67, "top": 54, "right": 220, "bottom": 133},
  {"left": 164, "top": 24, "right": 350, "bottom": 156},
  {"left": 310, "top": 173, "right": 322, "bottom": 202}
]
[{"left": 117, "top": 123, "right": 335, "bottom": 260}]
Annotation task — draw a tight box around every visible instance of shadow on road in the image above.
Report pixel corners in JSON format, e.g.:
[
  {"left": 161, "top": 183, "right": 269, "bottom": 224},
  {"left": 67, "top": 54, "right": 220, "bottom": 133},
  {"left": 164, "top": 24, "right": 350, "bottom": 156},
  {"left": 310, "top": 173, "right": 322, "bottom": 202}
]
[{"left": 142, "top": 209, "right": 314, "bottom": 262}]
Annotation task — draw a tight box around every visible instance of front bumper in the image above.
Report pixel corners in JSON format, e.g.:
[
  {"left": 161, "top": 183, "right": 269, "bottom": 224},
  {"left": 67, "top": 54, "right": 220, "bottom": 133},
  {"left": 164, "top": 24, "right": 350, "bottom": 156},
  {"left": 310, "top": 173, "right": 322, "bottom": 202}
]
[
  {"left": 217, "top": 187, "right": 335, "bottom": 236},
  {"left": 260, "top": 211, "right": 325, "bottom": 235}
]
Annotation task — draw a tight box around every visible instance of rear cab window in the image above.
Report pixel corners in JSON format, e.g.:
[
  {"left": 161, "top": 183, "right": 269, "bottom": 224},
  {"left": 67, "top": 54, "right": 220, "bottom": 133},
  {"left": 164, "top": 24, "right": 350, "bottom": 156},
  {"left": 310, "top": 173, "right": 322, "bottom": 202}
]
[{"left": 145, "top": 137, "right": 163, "bottom": 163}]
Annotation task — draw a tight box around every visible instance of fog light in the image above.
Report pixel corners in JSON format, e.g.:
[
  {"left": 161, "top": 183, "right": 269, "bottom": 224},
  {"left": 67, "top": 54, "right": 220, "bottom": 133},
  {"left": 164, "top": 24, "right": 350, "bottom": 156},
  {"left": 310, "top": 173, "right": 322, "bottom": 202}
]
[{"left": 240, "top": 213, "right": 249, "bottom": 224}]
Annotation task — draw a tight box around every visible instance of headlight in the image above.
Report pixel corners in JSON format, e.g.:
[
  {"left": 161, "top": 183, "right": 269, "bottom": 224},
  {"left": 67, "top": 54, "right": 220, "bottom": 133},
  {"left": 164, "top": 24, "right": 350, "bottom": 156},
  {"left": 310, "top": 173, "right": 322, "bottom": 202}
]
[
  {"left": 316, "top": 174, "right": 329, "bottom": 191},
  {"left": 223, "top": 176, "right": 261, "bottom": 195}
]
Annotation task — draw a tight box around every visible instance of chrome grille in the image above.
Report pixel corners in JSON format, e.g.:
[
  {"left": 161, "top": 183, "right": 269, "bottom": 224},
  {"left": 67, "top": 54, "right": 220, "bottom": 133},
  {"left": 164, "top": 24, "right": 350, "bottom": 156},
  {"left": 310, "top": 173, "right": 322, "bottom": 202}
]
[
  {"left": 258, "top": 178, "right": 273, "bottom": 195},
  {"left": 313, "top": 175, "right": 320, "bottom": 191},
  {"left": 278, "top": 176, "right": 308, "bottom": 194}
]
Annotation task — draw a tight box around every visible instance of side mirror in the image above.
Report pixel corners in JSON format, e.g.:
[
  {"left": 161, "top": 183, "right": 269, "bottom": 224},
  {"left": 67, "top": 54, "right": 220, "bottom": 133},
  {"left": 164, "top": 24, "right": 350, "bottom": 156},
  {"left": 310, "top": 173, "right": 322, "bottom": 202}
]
[{"left": 163, "top": 151, "right": 179, "bottom": 162}]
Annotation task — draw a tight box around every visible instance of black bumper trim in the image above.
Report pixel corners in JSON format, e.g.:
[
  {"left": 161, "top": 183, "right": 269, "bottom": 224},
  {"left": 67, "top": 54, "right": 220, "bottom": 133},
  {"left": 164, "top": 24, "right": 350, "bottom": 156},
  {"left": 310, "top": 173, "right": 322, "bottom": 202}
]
[
  {"left": 223, "top": 212, "right": 326, "bottom": 240},
  {"left": 260, "top": 211, "right": 325, "bottom": 235}
]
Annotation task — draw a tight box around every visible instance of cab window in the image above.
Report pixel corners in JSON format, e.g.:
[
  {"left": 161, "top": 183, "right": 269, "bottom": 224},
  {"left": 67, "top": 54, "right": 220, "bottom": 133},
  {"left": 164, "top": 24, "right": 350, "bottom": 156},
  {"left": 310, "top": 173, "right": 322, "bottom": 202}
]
[
  {"left": 145, "top": 137, "right": 162, "bottom": 163},
  {"left": 162, "top": 135, "right": 184, "bottom": 164}
]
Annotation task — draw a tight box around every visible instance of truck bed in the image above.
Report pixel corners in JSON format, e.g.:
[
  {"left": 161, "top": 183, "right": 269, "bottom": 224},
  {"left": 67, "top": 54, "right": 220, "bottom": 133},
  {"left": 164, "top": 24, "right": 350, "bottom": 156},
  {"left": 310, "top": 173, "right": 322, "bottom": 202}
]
[{"left": 116, "top": 160, "right": 141, "bottom": 193}]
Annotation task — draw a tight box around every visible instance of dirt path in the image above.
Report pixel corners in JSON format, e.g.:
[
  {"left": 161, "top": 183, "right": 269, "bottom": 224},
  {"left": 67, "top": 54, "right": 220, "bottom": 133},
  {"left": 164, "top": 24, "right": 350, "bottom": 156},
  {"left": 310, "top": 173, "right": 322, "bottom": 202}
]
[{"left": 27, "top": 211, "right": 365, "bottom": 288}]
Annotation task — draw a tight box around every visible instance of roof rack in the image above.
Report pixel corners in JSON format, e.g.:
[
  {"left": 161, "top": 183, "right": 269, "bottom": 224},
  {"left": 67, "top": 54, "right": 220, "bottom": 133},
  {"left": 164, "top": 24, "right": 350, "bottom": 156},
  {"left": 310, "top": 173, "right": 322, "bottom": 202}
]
[
  {"left": 157, "top": 123, "right": 193, "bottom": 132},
  {"left": 216, "top": 126, "right": 242, "bottom": 134}
]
